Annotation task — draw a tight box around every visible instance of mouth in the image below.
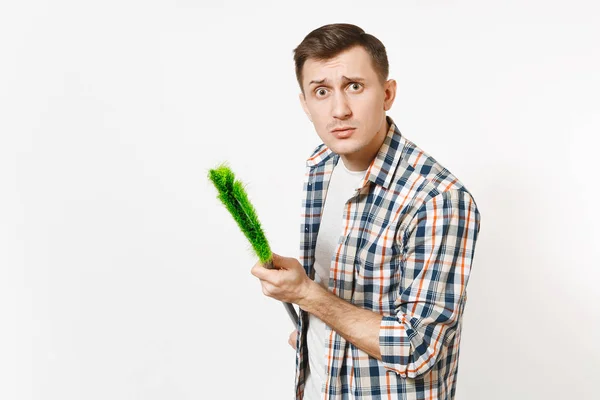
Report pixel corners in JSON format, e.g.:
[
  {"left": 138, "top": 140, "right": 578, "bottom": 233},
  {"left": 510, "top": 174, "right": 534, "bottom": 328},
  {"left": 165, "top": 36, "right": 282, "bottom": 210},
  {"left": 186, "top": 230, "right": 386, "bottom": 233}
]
[{"left": 332, "top": 127, "right": 356, "bottom": 139}]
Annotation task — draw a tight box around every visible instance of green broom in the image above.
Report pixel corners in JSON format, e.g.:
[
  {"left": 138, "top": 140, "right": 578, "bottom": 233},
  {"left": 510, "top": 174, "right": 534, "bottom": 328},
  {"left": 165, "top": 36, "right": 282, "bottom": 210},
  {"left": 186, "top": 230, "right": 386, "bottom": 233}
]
[{"left": 207, "top": 161, "right": 299, "bottom": 326}]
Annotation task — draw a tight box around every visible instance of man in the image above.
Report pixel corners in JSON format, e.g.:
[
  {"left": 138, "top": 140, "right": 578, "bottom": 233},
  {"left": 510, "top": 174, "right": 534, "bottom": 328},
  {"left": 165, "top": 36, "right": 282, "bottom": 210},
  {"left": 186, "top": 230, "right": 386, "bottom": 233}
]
[{"left": 251, "top": 23, "right": 481, "bottom": 399}]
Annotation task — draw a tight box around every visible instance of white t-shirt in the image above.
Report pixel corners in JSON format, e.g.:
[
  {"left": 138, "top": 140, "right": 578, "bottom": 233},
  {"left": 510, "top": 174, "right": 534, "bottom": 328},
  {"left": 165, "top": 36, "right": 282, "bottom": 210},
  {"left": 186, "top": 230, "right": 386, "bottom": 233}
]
[{"left": 303, "top": 156, "right": 368, "bottom": 400}]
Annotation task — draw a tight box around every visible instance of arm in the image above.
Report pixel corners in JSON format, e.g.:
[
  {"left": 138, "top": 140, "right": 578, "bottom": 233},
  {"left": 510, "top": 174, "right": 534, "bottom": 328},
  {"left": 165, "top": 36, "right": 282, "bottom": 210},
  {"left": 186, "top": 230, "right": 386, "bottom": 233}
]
[
  {"left": 378, "top": 189, "right": 481, "bottom": 378},
  {"left": 298, "top": 280, "right": 384, "bottom": 360}
]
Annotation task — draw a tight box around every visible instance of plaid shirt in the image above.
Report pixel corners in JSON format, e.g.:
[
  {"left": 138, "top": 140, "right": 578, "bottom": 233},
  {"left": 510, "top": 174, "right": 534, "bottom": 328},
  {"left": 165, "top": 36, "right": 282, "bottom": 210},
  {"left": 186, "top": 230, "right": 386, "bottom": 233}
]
[{"left": 294, "top": 115, "right": 482, "bottom": 400}]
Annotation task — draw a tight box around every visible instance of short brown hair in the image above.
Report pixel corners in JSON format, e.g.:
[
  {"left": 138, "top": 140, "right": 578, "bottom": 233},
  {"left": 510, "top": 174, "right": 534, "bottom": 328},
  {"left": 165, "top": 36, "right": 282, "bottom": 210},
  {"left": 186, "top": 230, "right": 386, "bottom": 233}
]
[{"left": 292, "top": 23, "right": 389, "bottom": 95}]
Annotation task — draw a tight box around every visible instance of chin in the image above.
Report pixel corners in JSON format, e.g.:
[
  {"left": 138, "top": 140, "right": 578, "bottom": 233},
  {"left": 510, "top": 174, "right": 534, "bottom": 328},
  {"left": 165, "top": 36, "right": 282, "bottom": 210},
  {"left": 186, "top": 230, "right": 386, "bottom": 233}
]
[{"left": 329, "top": 141, "right": 362, "bottom": 156}]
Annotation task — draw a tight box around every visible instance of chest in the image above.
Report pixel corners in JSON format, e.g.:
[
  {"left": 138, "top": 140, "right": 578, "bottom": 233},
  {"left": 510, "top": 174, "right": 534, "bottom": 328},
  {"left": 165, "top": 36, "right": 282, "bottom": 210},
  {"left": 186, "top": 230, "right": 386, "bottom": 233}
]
[{"left": 302, "top": 171, "right": 425, "bottom": 312}]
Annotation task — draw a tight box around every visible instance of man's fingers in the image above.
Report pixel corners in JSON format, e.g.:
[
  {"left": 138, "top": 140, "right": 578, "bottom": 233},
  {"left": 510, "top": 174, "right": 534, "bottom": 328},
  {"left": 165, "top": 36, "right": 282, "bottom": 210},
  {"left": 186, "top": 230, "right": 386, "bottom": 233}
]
[
  {"left": 251, "top": 262, "right": 269, "bottom": 281},
  {"left": 250, "top": 263, "right": 261, "bottom": 278},
  {"left": 288, "top": 329, "right": 298, "bottom": 350}
]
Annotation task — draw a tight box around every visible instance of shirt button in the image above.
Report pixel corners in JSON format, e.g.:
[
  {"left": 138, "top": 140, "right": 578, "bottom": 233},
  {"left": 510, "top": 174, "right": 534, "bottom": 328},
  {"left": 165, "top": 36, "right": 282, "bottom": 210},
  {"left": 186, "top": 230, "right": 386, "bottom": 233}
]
[{"left": 305, "top": 227, "right": 309, "bottom": 231}]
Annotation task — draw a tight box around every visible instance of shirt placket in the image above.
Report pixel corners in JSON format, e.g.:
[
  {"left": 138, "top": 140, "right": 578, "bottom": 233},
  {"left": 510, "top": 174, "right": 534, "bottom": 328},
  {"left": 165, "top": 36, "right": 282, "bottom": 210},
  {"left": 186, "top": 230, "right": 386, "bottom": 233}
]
[{"left": 323, "top": 184, "right": 365, "bottom": 400}]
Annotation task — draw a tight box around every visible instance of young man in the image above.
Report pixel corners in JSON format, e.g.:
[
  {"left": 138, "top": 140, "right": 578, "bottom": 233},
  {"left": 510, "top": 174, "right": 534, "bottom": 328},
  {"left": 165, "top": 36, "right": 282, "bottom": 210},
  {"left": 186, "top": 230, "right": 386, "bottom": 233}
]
[{"left": 251, "top": 23, "right": 481, "bottom": 399}]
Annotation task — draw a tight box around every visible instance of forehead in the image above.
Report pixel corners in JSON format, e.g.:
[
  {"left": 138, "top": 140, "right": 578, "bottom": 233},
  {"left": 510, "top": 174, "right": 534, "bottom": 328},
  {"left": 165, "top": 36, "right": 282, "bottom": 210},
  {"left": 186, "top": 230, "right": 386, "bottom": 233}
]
[{"left": 302, "top": 46, "right": 377, "bottom": 86}]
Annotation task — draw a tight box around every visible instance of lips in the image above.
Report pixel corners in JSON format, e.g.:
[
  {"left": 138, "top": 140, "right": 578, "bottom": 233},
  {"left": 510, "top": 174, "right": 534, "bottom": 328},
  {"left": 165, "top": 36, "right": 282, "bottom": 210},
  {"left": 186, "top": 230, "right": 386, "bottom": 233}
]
[
  {"left": 332, "top": 128, "right": 355, "bottom": 139},
  {"left": 332, "top": 127, "right": 355, "bottom": 132}
]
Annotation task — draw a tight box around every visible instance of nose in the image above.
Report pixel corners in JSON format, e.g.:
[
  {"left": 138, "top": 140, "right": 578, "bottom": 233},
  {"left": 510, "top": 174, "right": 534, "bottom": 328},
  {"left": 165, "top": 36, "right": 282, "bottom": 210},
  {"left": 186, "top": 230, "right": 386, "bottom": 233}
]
[{"left": 332, "top": 90, "right": 352, "bottom": 120}]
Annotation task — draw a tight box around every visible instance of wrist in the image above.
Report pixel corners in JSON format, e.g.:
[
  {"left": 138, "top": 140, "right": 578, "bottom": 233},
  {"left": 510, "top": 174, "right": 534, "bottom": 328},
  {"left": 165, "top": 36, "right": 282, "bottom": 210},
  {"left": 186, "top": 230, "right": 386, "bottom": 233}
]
[{"left": 298, "top": 278, "right": 319, "bottom": 310}]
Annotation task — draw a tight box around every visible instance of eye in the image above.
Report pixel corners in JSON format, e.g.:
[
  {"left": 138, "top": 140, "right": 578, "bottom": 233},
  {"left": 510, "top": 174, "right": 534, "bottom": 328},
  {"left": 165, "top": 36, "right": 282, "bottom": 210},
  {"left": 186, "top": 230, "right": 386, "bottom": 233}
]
[
  {"left": 349, "top": 82, "right": 363, "bottom": 91},
  {"left": 315, "top": 88, "right": 327, "bottom": 97}
]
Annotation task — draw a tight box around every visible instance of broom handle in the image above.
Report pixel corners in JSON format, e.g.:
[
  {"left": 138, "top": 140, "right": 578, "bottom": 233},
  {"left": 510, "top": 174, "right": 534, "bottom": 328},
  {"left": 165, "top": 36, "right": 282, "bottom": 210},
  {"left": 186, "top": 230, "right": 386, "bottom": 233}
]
[
  {"left": 283, "top": 302, "right": 299, "bottom": 326},
  {"left": 263, "top": 260, "right": 299, "bottom": 326}
]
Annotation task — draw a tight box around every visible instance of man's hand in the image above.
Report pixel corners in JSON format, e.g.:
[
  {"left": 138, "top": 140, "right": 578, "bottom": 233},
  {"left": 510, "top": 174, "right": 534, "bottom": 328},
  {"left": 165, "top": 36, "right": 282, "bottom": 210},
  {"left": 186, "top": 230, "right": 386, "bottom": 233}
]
[
  {"left": 288, "top": 329, "right": 298, "bottom": 350},
  {"left": 250, "top": 252, "right": 313, "bottom": 305}
]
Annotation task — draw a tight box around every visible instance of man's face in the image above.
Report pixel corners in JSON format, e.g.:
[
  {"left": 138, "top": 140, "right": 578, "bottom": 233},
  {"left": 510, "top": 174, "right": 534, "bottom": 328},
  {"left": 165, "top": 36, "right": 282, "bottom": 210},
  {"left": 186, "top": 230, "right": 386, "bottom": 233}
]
[{"left": 299, "top": 45, "right": 396, "bottom": 165}]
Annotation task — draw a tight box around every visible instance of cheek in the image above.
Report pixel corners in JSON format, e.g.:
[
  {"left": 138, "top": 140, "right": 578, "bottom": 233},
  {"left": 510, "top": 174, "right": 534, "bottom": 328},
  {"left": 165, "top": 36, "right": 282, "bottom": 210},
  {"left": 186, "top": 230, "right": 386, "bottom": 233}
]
[
  {"left": 358, "top": 91, "right": 384, "bottom": 110},
  {"left": 358, "top": 99, "right": 385, "bottom": 128},
  {"left": 313, "top": 120, "right": 332, "bottom": 140}
]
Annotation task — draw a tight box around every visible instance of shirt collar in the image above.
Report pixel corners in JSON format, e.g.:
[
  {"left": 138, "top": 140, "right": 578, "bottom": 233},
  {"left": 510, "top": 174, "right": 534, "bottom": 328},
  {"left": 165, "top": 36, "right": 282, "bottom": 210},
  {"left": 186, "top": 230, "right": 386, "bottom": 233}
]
[{"left": 305, "top": 115, "right": 405, "bottom": 190}]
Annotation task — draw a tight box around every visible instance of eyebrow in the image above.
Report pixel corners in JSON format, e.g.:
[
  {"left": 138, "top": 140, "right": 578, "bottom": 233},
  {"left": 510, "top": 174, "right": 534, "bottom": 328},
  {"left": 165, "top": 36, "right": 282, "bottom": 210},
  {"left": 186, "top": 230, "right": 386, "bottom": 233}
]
[{"left": 308, "top": 76, "right": 366, "bottom": 87}]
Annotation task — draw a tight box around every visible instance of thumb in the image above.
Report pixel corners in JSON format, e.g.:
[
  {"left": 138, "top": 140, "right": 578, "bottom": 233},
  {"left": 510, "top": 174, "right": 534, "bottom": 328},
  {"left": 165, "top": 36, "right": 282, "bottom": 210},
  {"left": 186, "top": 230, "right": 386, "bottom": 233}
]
[
  {"left": 271, "top": 252, "right": 282, "bottom": 265},
  {"left": 271, "top": 252, "right": 288, "bottom": 268}
]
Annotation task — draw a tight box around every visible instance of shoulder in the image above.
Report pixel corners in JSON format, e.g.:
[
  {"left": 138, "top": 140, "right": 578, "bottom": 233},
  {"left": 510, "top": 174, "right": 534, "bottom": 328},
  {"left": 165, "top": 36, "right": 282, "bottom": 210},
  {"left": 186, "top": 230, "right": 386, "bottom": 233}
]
[{"left": 395, "top": 137, "right": 480, "bottom": 214}]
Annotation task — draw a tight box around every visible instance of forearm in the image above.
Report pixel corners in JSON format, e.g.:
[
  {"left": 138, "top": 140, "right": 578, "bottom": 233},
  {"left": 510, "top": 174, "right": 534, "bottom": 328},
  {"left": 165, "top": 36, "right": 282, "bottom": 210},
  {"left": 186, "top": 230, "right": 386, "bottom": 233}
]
[{"left": 298, "top": 280, "right": 383, "bottom": 361}]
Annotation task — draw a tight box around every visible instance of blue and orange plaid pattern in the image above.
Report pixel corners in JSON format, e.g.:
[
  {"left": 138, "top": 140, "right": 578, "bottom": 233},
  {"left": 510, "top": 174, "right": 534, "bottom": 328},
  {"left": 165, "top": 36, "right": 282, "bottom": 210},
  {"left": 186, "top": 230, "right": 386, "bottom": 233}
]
[{"left": 293, "top": 115, "right": 481, "bottom": 399}]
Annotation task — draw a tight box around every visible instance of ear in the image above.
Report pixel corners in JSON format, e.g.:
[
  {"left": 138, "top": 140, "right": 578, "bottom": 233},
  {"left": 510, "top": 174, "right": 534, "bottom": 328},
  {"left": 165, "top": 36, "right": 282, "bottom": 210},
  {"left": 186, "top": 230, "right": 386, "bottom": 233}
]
[
  {"left": 383, "top": 79, "right": 397, "bottom": 111},
  {"left": 299, "top": 92, "right": 313, "bottom": 122}
]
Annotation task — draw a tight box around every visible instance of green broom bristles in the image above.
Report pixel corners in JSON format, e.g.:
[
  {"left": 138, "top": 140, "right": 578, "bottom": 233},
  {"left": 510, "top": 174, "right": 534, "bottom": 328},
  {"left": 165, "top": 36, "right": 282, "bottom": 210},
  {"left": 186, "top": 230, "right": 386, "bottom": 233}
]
[
  {"left": 208, "top": 161, "right": 300, "bottom": 326},
  {"left": 208, "top": 162, "right": 273, "bottom": 267}
]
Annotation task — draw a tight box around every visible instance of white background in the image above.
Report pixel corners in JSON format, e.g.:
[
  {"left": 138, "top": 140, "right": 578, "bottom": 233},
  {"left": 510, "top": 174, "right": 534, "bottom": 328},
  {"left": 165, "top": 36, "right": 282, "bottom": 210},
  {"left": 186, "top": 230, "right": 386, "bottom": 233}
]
[{"left": 1, "top": 1, "right": 599, "bottom": 399}]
